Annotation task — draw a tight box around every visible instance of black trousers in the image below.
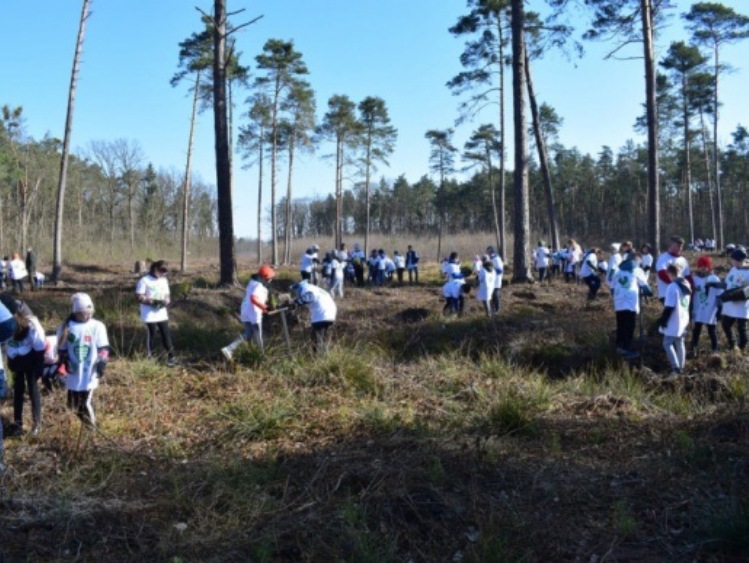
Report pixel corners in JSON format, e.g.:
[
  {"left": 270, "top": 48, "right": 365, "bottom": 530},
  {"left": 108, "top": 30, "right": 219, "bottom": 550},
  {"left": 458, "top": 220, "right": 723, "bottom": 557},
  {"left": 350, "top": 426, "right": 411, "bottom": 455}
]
[
  {"left": 311, "top": 321, "right": 334, "bottom": 353},
  {"left": 722, "top": 316, "right": 748, "bottom": 350},
  {"left": 10, "top": 351, "right": 43, "bottom": 428},
  {"left": 691, "top": 322, "right": 718, "bottom": 351},
  {"left": 408, "top": 267, "right": 419, "bottom": 284},
  {"left": 68, "top": 390, "right": 96, "bottom": 426},
  {"left": 146, "top": 321, "right": 175, "bottom": 358},
  {"left": 616, "top": 310, "right": 637, "bottom": 350}
]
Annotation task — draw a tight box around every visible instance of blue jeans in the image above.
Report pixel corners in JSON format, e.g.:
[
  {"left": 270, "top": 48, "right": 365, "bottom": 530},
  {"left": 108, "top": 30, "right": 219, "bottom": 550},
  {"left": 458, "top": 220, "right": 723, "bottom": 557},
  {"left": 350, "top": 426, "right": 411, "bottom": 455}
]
[
  {"left": 663, "top": 335, "right": 686, "bottom": 371},
  {"left": 584, "top": 275, "right": 601, "bottom": 299},
  {"left": 243, "top": 322, "right": 264, "bottom": 352}
]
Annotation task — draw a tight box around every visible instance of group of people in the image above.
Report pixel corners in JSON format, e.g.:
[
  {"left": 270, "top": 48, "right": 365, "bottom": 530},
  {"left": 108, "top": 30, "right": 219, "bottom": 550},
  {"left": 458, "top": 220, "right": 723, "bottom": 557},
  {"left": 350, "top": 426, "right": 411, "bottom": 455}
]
[
  {"left": 0, "top": 259, "right": 185, "bottom": 474},
  {"left": 0, "top": 291, "right": 110, "bottom": 474},
  {"left": 0, "top": 249, "right": 44, "bottom": 293},
  {"left": 538, "top": 235, "right": 749, "bottom": 376},
  {"left": 222, "top": 263, "right": 338, "bottom": 361},
  {"left": 439, "top": 247, "right": 506, "bottom": 318},
  {"left": 299, "top": 243, "right": 421, "bottom": 295}
]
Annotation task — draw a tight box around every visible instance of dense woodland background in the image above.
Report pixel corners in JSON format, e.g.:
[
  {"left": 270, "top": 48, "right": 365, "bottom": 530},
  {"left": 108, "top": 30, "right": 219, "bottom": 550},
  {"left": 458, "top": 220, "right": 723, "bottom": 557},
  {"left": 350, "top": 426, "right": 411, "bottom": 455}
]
[{"left": 1, "top": 0, "right": 748, "bottom": 267}]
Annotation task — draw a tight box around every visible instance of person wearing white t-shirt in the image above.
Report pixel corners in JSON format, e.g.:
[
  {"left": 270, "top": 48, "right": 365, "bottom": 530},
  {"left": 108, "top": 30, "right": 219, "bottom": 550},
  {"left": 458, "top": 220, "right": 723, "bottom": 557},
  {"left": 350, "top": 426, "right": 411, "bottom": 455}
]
[
  {"left": 721, "top": 247, "right": 749, "bottom": 351},
  {"left": 690, "top": 255, "right": 723, "bottom": 354},
  {"left": 0, "top": 298, "right": 16, "bottom": 474},
  {"left": 222, "top": 265, "right": 275, "bottom": 360},
  {"left": 476, "top": 259, "right": 497, "bottom": 317},
  {"left": 9, "top": 253, "right": 28, "bottom": 293},
  {"left": 486, "top": 246, "right": 504, "bottom": 314},
  {"left": 564, "top": 240, "right": 582, "bottom": 283},
  {"left": 135, "top": 260, "right": 178, "bottom": 367},
  {"left": 655, "top": 236, "right": 692, "bottom": 301},
  {"left": 56, "top": 293, "right": 110, "bottom": 428},
  {"left": 393, "top": 251, "right": 406, "bottom": 285},
  {"left": 580, "top": 247, "right": 602, "bottom": 300},
  {"left": 291, "top": 280, "right": 337, "bottom": 354},
  {"left": 443, "top": 273, "right": 470, "bottom": 316},
  {"left": 300, "top": 245, "right": 320, "bottom": 284},
  {"left": 330, "top": 256, "right": 345, "bottom": 298},
  {"left": 534, "top": 241, "right": 550, "bottom": 283},
  {"left": 640, "top": 244, "right": 654, "bottom": 277},
  {"left": 611, "top": 252, "right": 652, "bottom": 357},
  {"left": 657, "top": 263, "right": 692, "bottom": 376},
  {"left": 6, "top": 299, "right": 46, "bottom": 436}
]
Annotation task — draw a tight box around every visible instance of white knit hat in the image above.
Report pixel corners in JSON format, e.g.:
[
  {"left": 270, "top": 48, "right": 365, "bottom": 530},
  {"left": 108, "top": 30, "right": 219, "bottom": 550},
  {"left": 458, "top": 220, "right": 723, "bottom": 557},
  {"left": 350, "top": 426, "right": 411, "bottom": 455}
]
[{"left": 71, "top": 292, "right": 94, "bottom": 314}]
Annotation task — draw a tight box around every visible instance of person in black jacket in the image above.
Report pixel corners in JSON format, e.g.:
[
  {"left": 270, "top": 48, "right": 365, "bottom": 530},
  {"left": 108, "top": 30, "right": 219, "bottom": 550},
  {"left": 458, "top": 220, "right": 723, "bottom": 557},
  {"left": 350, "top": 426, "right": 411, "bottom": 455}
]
[{"left": 25, "top": 248, "right": 37, "bottom": 291}]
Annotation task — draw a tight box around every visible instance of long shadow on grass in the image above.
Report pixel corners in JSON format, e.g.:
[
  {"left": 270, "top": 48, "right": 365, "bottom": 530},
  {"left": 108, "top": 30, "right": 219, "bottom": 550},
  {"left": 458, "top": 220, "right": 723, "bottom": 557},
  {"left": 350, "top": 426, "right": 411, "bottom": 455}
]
[{"left": 2, "top": 411, "right": 746, "bottom": 561}]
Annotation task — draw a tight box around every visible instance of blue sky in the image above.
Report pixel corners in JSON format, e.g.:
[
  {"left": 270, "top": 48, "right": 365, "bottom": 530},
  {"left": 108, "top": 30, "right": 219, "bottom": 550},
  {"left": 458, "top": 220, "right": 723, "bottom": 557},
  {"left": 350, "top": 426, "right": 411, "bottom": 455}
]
[{"left": 2, "top": 0, "right": 748, "bottom": 239}]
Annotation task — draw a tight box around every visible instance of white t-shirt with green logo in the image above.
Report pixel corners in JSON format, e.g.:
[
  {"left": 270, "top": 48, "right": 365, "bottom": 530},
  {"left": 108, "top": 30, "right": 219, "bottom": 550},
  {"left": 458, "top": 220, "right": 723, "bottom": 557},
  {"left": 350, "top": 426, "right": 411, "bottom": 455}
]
[
  {"left": 662, "top": 282, "right": 691, "bottom": 338},
  {"left": 57, "top": 318, "right": 109, "bottom": 392}
]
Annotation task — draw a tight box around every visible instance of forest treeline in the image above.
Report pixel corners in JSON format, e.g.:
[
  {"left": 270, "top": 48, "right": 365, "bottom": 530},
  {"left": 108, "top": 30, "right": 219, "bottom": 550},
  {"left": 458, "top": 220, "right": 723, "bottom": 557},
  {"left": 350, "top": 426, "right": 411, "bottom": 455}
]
[
  {"left": 0, "top": 108, "right": 217, "bottom": 257},
  {"left": 4, "top": 1, "right": 749, "bottom": 273}
]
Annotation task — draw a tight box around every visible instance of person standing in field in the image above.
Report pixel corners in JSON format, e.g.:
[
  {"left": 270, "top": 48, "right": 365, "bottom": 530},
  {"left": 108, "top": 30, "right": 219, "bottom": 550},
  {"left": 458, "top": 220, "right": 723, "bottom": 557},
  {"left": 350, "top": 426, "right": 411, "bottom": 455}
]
[
  {"left": 721, "top": 247, "right": 749, "bottom": 353},
  {"left": 534, "top": 241, "right": 550, "bottom": 283},
  {"left": 658, "top": 263, "right": 692, "bottom": 377},
  {"left": 330, "top": 253, "right": 345, "bottom": 299},
  {"left": 300, "top": 245, "right": 320, "bottom": 284},
  {"left": 656, "top": 236, "right": 692, "bottom": 303},
  {"left": 5, "top": 296, "right": 45, "bottom": 437},
  {"left": 580, "top": 247, "right": 602, "bottom": 300},
  {"left": 393, "top": 251, "right": 406, "bottom": 285},
  {"left": 9, "top": 253, "right": 28, "bottom": 293},
  {"left": 405, "top": 245, "right": 420, "bottom": 285},
  {"left": 640, "top": 244, "right": 654, "bottom": 277},
  {"left": 611, "top": 251, "right": 651, "bottom": 358},
  {"left": 564, "top": 240, "right": 582, "bottom": 283},
  {"left": 25, "top": 248, "right": 36, "bottom": 292},
  {"left": 487, "top": 246, "right": 504, "bottom": 314},
  {"left": 56, "top": 293, "right": 110, "bottom": 428},
  {"left": 476, "top": 257, "right": 496, "bottom": 317},
  {"left": 0, "top": 297, "right": 17, "bottom": 473},
  {"left": 135, "top": 260, "right": 178, "bottom": 367},
  {"left": 690, "top": 255, "right": 723, "bottom": 355},
  {"left": 350, "top": 243, "right": 366, "bottom": 287}
]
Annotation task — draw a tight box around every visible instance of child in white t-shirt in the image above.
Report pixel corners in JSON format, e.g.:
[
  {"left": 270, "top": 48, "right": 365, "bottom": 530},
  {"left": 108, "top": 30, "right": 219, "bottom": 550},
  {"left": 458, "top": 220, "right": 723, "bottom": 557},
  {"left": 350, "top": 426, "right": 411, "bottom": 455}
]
[
  {"left": 658, "top": 263, "right": 692, "bottom": 376},
  {"left": 721, "top": 247, "right": 749, "bottom": 352},
  {"left": 57, "top": 293, "right": 110, "bottom": 428},
  {"left": 690, "top": 255, "right": 723, "bottom": 354}
]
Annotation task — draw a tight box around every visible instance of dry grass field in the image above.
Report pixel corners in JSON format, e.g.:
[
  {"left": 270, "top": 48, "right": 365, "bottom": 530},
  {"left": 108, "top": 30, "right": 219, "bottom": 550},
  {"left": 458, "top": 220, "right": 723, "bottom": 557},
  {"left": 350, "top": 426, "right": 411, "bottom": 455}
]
[{"left": 0, "top": 258, "right": 748, "bottom": 562}]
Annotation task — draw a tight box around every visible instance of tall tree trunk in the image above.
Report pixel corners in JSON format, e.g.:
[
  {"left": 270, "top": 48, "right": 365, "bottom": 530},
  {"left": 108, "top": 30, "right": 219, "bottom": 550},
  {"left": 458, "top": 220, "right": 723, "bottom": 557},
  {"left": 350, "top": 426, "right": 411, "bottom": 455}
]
[
  {"left": 525, "top": 50, "right": 559, "bottom": 251},
  {"left": 181, "top": 70, "right": 200, "bottom": 273},
  {"left": 284, "top": 136, "right": 296, "bottom": 265},
  {"left": 511, "top": 0, "right": 531, "bottom": 282},
  {"left": 52, "top": 0, "right": 90, "bottom": 282},
  {"left": 335, "top": 137, "right": 343, "bottom": 248},
  {"left": 700, "top": 110, "right": 717, "bottom": 242},
  {"left": 270, "top": 81, "right": 280, "bottom": 266},
  {"left": 364, "top": 135, "right": 372, "bottom": 257},
  {"left": 682, "top": 75, "right": 694, "bottom": 245},
  {"left": 498, "top": 14, "right": 507, "bottom": 259},
  {"left": 213, "top": 0, "right": 237, "bottom": 285},
  {"left": 256, "top": 131, "right": 264, "bottom": 265},
  {"left": 641, "top": 0, "right": 660, "bottom": 249},
  {"left": 712, "top": 43, "right": 724, "bottom": 249}
]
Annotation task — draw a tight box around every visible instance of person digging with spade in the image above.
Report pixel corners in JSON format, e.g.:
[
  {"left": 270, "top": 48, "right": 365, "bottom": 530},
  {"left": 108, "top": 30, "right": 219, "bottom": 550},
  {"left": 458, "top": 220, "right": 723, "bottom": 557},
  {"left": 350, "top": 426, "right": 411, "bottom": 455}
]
[{"left": 222, "top": 265, "right": 276, "bottom": 361}]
